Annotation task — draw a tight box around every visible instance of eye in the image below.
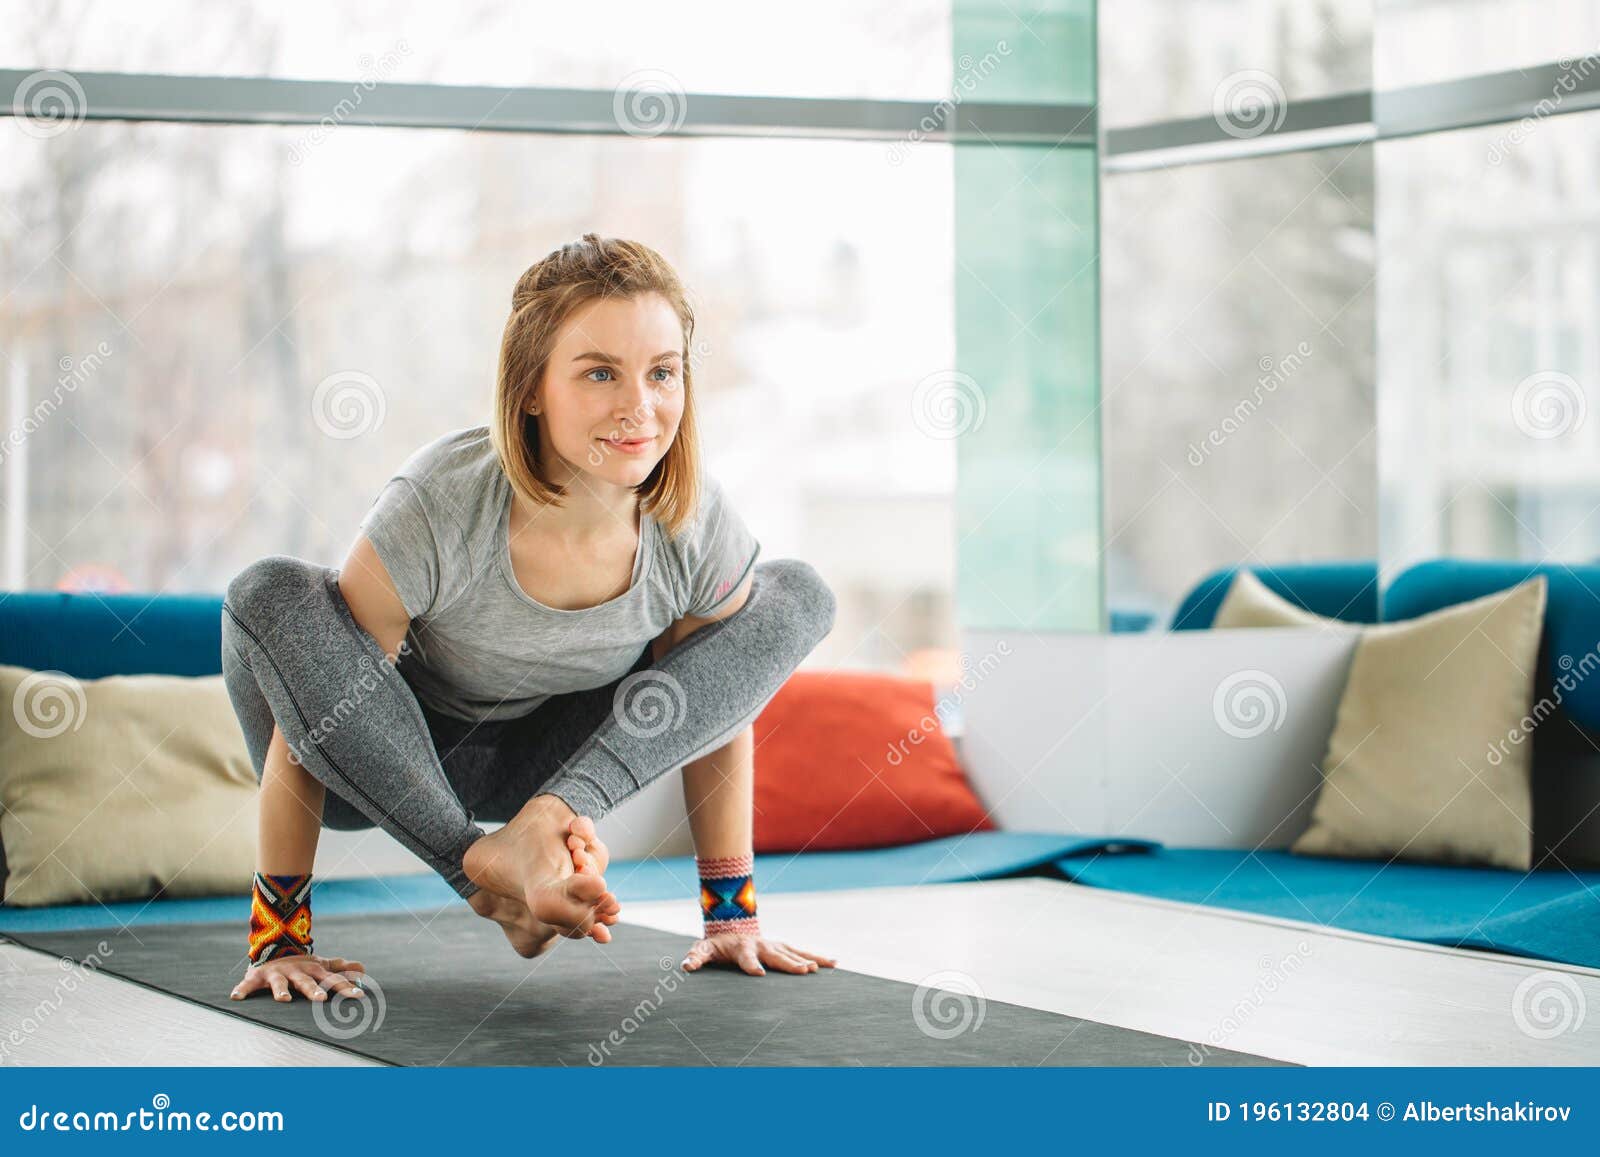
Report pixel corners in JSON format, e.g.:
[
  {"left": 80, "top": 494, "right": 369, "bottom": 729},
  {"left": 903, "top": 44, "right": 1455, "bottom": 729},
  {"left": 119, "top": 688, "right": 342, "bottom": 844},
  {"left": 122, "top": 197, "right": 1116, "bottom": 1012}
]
[
  {"left": 650, "top": 365, "right": 677, "bottom": 382},
  {"left": 584, "top": 367, "right": 614, "bottom": 383}
]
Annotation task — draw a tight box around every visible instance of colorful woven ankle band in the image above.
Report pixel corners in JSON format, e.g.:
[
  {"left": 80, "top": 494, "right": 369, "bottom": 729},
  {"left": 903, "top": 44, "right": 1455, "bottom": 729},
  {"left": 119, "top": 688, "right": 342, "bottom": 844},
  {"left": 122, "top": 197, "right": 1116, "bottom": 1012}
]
[
  {"left": 697, "top": 853, "right": 759, "bottom": 937},
  {"left": 248, "top": 871, "right": 314, "bottom": 966}
]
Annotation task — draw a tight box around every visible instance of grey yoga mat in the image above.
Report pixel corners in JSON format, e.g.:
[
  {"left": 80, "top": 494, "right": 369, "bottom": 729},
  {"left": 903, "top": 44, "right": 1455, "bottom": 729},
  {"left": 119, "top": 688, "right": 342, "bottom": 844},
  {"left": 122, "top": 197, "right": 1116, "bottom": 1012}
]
[{"left": 6, "top": 907, "right": 1290, "bottom": 1067}]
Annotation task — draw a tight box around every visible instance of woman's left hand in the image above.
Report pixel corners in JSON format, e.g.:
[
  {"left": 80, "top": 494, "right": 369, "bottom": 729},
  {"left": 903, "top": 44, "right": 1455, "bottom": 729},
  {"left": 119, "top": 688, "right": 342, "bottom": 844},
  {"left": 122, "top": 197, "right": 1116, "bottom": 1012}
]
[{"left": 681, "top": 933, "right": 837, "bottom": 976}]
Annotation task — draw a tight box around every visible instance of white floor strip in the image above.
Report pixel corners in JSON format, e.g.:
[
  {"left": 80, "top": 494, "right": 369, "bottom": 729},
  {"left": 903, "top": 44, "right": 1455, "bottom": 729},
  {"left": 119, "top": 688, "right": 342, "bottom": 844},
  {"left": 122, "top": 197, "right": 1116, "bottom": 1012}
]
[
  {"left": 0, "top": 943, "right": 376, "bottom": 1067},
  {"left": 620, "top": 877, "right": 1600, "bottom": 1067}
]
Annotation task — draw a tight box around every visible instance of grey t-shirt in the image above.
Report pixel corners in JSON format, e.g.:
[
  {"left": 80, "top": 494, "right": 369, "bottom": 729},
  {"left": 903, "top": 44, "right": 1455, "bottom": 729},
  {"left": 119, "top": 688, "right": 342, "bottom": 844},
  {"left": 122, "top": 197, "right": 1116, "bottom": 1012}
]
[{"left": 355, "top": 424, "right": 761, "bottom": 723}]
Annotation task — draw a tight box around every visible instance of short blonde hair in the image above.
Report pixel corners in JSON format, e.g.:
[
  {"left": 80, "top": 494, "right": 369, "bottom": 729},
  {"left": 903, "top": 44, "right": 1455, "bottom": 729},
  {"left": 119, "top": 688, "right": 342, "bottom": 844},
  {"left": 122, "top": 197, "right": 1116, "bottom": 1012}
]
[{"left": 492, "top": 232, "right": 702, "bottom": 540}]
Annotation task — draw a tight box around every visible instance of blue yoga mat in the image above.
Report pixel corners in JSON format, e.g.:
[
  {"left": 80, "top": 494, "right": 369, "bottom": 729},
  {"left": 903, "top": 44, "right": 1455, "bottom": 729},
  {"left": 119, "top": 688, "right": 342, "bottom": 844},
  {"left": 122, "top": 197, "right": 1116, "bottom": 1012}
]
[
  {"left": 1056, "top": 847, "right": 1600, "bottom": 970},
  {"left": 0, "top": 831, "right": 1151, "bottom": 933}
]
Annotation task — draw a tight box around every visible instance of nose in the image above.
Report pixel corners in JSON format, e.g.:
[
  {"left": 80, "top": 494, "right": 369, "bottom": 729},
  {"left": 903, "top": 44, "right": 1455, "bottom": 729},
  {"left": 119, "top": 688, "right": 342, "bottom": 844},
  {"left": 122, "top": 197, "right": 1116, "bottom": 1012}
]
[{"left": 615, "top": 372, "right": 658, "bottom": 420}]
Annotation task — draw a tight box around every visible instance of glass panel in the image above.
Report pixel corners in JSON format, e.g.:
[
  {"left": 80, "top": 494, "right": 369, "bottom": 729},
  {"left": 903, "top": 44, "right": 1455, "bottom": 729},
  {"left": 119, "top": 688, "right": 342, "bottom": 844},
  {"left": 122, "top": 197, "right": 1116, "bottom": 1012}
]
[
  {"left": 1100, "top": 0, "right": 1371, "bottom": 128},
  {"left": 953, "top": 0, "right": 1100, "bottom": 632},
  {"left": 1376, "top": 0, "right": 1600, "bottom": 89},
  {"left": 0, "top": 0, "right": 954, "bottom": 101},
  {"left": 1377, "top": 110, "right": 1600, "bottom": 577},
  {"left": 1101, "top": 145, "right": 1377, "bottom": 627},
  {"left": 955, "top": 144, "right": 1100, "bottom": 631},
  {"left": 0, "top": 122, "right": 955, "bottom": 674}
]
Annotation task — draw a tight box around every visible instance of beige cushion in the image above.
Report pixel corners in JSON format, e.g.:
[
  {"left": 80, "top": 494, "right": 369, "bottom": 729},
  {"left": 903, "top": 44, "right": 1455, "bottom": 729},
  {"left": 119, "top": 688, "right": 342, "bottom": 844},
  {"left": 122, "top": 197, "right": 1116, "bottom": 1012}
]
[
  {"left": 1290, "top": 577, "right": 1547, "bottom": 871},
  {"left": 0, "top": 665, "right": 258, "bottom": 907},
  {"left": 1213, "top": 569, "right": 1355, "bottom": 630}
]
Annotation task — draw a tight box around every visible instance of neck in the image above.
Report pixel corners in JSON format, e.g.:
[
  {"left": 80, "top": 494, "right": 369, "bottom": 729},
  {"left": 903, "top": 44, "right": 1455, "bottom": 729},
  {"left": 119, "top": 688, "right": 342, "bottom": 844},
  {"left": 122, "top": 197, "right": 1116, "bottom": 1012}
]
[{"left": 519, "top": 456, "right": 640, "bottom": 539}]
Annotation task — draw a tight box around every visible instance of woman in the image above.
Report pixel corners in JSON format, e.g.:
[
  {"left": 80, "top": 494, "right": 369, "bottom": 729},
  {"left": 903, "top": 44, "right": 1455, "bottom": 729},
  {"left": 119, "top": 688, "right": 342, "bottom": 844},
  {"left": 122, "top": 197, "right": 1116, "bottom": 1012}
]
[{"left": 220, "top": 234, "right": 838, "bottom": 1005}]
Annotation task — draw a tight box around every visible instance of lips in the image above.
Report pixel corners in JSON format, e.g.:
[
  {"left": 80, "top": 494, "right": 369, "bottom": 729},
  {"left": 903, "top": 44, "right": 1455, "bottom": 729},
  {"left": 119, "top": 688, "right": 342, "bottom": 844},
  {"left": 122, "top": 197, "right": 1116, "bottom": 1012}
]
[{"left": 600, "top": 435, "right": 655, "bottom": 455}]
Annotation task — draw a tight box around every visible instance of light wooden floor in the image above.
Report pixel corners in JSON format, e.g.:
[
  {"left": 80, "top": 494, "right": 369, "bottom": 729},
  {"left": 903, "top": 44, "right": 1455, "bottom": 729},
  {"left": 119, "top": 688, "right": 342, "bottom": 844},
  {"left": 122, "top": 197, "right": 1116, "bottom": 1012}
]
[{"left": 4, "top": 876, "right": 1596, "bottom": 1066}]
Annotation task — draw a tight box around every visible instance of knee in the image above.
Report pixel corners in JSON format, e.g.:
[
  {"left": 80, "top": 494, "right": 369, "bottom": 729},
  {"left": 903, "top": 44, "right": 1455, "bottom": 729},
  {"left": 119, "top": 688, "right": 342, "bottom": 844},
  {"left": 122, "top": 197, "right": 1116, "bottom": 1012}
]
[
  {"left": 224, "top": 555, "right": 324, "bottom": 629},
  {"left": 761, "top": 558, "right": 837, "bottom": 644}
]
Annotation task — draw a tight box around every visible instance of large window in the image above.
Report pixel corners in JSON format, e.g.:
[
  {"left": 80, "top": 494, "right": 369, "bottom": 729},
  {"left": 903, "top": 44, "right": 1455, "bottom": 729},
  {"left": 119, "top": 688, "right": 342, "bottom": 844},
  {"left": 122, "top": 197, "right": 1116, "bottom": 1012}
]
[{"left": 0, "top": 119, "right": 955, "bottom": 672}]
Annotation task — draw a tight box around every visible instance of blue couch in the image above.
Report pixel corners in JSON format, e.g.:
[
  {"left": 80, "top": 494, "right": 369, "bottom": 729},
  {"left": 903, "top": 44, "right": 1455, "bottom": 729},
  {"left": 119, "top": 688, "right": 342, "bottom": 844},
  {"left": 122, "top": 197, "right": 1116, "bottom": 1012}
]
[{"left": 1093, "top": 558, "right": 1600, "bottom": 969}]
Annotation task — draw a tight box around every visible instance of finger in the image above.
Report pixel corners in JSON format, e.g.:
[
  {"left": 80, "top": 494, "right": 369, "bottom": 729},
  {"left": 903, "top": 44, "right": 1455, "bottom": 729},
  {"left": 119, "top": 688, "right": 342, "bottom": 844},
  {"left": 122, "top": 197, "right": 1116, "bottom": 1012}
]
[
  {"left": 589, "top": 922, "right": 612, "bottom": 944},
  {"left": 268, "top": 972, "right": 293, "bottom": 1002},
  {"left": 780, "top": 943, "right": 837, "bottom": 968},
  {"left": 736, "top": 940, "right": 766, "bottom": 976},
  {"left": 230, "top": 972, "right": 262, "bottom": 1000},
  {"left": 329, "top": 971, "right": 366, "bottom": 998},
  {"left": 569, "top": 815, "right": 598, "bottom": 843},
  {"left": 681, "top": 942, "right": 713, "bottom": 971},
  {"left": 320, "top": 956, "right": 367, "bottom": 974},
  {"left": 766, "top": 946, "right": 817, "bottom": 973},
  {"left": 292, "top": 972, "right": 330, "bottom": 1002}
]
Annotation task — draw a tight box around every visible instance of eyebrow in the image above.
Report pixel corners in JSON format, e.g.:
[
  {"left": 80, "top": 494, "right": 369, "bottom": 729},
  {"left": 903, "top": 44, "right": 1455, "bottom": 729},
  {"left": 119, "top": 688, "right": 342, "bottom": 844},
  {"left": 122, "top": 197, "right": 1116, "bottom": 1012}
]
[{"left": 572, "top": 350, "right": 681, "bottom": 364}]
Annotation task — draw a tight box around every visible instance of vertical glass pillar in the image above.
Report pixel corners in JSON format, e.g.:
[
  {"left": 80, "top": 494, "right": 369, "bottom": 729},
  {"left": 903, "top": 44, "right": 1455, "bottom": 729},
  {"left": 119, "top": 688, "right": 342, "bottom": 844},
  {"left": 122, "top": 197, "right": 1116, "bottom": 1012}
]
[{"left": 953, "top": 0, "right": 1101, "bottom": 631}]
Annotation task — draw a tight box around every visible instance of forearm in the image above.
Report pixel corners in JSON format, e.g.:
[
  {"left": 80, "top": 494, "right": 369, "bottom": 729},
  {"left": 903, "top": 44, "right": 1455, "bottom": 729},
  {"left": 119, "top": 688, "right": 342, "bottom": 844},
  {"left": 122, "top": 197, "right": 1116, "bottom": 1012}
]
[
  {"left": 681, "top": 723, "right": 754, "bottom": 858},
  {"left": 259, "top": 721, "right": 324, "bottom": 873},
  {"left": 682, "top": 725, "right": 761, "bottom": 936}
]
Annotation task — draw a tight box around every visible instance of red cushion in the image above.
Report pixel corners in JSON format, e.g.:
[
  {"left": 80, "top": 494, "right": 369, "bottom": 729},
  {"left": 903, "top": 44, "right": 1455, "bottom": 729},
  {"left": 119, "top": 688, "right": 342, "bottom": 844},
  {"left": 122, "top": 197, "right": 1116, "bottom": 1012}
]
[{"left": 752, "top": 669, "right": 994, "bottom": 853}]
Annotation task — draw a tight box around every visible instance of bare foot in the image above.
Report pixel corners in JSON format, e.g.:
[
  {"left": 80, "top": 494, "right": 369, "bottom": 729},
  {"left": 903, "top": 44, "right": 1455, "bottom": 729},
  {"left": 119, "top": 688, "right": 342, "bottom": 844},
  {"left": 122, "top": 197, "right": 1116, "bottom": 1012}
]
[
  {"left": 565, "top": 815, "right": 611, "bottom": 876},
  {"left": 462, "top": 798, "right": 621, "bottom": 943},
  {"left": 467, "top": 889, "right": 560, "bottom": 959}
]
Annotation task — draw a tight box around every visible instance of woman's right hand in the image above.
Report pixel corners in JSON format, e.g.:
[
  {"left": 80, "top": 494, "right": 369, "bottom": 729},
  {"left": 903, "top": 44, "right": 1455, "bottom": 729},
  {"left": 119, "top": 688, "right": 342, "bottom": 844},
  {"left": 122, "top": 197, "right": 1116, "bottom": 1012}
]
[{"left": 230, "top": 953, "right": 368, "bottom": 1003}]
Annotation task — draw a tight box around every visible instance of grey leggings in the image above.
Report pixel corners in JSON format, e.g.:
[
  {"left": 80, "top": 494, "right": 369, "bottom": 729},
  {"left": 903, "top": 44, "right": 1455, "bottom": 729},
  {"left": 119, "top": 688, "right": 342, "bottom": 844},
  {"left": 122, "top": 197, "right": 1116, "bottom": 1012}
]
[{"left": 219, "top": 555, "right": 836, "bottom": 899}]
